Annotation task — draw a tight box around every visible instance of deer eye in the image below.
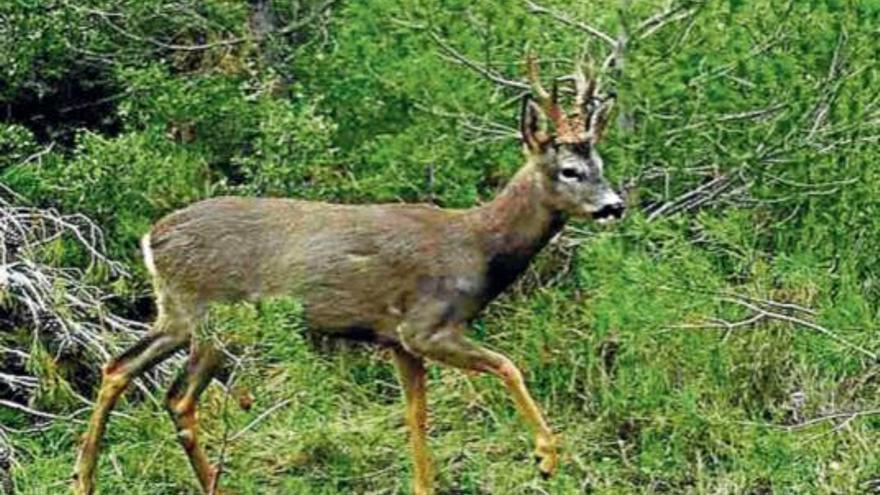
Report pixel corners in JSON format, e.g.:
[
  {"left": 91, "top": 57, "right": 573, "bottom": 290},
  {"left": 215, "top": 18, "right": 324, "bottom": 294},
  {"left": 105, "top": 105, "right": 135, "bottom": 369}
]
[{"left": 559, "top": 168, "right": 580, "bottom": 182}]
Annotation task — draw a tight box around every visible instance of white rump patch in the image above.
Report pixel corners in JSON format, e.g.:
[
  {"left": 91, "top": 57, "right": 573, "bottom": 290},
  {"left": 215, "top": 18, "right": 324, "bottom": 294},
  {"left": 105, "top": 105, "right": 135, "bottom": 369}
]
[{"left": 141, "top": 233, "right": 157, "bottom": 277}]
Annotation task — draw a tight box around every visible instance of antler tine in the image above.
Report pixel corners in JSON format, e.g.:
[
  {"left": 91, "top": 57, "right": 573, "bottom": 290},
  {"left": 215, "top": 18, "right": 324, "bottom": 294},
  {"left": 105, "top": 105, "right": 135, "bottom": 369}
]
[
  {"left": 526, "top": 53, "right": 569, "bottom": 133},
  {"left": 573, "top": 60, "right": 596, "bottom": 113},
  {"left": 588, "top": 95, "right": 615, "bottom": 144},
  {"left": 573, "top": 53, "right": 615, "bottom": 143},
  {"left": 526, "top": 52, "right": 552, "bottom": 108}
]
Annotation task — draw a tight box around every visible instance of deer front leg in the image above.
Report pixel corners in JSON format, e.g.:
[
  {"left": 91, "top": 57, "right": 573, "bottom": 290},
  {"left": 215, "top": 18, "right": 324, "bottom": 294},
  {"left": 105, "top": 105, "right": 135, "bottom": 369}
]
[
  {"left": 391, "top": 347, "right": 434, "bottom": 495},
  {"left": 398, "top": 323, "right": 558, "bottom": 478}
]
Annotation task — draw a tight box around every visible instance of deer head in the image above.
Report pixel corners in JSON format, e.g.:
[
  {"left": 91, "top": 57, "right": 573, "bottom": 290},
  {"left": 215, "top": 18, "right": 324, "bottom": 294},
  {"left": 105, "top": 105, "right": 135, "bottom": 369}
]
[{"left": 520, "top": 54, "right": 624, "bottom": 222}]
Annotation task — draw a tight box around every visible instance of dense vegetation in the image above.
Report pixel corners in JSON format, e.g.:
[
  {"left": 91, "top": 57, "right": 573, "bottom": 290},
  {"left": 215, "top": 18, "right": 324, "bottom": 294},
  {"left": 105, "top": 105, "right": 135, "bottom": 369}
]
[{"left": 2, "top": 0, "right": 879, "bottom": 493}]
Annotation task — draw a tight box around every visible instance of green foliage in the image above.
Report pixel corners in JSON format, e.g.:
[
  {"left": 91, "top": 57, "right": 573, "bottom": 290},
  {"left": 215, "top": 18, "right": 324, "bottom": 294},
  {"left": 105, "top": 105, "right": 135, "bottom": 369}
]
[
  {"left": 0, "top": 124, "right": 39, "bottom": 169},
  {"left": 203, "top": 297, "right": 310, "bottom": 364},
  {"left": 7, "top": 128, "right": 210, "bottom": 260},
  {"left": 230, "top": 95, "right": 339, "bottom": 198},
  {"left": 2, "top": 0, "right": 879, "bottom": 493}
]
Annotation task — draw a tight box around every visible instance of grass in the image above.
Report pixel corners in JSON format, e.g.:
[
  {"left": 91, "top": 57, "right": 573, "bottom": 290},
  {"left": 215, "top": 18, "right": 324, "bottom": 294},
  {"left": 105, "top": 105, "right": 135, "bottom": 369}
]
[{"left": 7, "top": 228, "right": 879, "bottom": 494}]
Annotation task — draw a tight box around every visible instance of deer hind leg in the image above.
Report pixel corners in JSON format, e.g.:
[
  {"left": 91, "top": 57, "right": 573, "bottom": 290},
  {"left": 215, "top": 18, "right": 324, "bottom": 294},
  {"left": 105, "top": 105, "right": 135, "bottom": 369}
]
[
  {"left": 165, "top": 342, "right": 228, "bottom": 494},
  {"left": 391, "top": 347, "right": 434, "bottom": 495},
  {"left": 399, "top": 322, "right": 558, "bottom": 478},
  {"left": 73, "top": 301, "right": 196, "bottom": 495}
]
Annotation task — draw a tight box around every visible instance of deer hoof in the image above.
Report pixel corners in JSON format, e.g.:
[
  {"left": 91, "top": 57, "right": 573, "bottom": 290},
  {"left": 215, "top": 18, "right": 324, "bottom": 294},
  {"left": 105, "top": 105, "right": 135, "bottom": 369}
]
[
  {"left": 534, "top": 434, "right": 558, "bottom": 479},
  {"left": 71, "top": 475, "right": 94, "bottom": 495},
  {"left": 536, "top": 453, "right": 557, "bottom": 479}
]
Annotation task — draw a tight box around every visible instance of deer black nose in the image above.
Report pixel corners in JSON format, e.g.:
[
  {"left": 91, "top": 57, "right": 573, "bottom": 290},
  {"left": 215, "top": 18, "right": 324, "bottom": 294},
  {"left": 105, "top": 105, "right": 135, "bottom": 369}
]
[{"left": 592, "top": 202, "right": 625, "bottom": 220}]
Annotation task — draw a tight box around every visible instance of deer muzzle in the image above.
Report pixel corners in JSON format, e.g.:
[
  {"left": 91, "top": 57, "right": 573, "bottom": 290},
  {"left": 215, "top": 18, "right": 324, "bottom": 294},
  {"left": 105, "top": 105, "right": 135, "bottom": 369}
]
[{"left": 592, "top": 189, "right": 625, "bottom": 223}]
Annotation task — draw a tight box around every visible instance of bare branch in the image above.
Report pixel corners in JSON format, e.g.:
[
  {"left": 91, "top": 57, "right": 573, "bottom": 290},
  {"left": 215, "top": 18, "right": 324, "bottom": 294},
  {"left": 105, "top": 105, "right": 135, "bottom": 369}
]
[
  {"left": 807, "top": 29, "right": 847, "bottom": 140},
  {"left": 228, "top": 397, "right": 295, "bottom": 443},
  {"left": 669, "top": 290, "right": 877, "bottom": 361},
  {"left": 741, "top": 409, "right": 880, "bottom": 432},
  {"left": 429, "top": 33, "right": 529, "bottom": 90},
  {"left": 718, "top": 297, "right": 877, "bottom": 360},
  {"left": 1, "top": 182, "right": 173, "bottom": 412},
  {"left": 414, "top": 103, "right": 519, "bottom": 143},
  {"left": 721, "top": 292, "right": 817, "bottom": 316},
  {"left": 690, "top": 26, "right": 788, "bottom": 85},
  {"left": 645, "top": 174, "right": 733, "bottom": 221},
  {"left": 0, "top": 399, "right": 88, "bottom": 423},
  {"left": 523, "top": 1, "right": 616, "bottom": 47},
  {"left": 69, "top": 0, "right": 338, "bottom": 53},
  {"left": 208, "top": 341, "right": 247, "bottom": 495},
  {"left": 633, "top": 4, "right": 699, "bottom": 40}
]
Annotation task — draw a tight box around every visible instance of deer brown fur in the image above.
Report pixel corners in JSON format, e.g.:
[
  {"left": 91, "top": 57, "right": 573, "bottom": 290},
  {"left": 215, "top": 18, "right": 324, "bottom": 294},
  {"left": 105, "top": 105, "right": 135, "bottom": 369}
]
[{"left": 73, "top": 56, "right": 623, "bottom": 495}]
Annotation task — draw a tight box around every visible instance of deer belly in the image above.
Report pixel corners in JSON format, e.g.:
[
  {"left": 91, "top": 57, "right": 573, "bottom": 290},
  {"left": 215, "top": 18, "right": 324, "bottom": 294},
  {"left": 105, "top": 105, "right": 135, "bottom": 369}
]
[{"left": 299, "top": 283, "right": 403, "bottom": 331}]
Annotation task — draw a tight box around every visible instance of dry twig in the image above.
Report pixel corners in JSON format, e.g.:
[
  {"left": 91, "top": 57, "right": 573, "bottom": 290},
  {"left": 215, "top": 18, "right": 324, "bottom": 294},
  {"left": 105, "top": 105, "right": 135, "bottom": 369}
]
[
  {"left": 429, "top": 33, "right": 529, "bottom": 91},
  {"left": 68, "top": 0, "right": 338, "bottom": 53},
  {"left": 669, "top": 290, "right": 877, "bottom": 361},
  {"left": 523, "top": 1, "right": 616, "bottom": 46},
  {"left": 0, "top": 181, "right": 170, "bottom": 416}
]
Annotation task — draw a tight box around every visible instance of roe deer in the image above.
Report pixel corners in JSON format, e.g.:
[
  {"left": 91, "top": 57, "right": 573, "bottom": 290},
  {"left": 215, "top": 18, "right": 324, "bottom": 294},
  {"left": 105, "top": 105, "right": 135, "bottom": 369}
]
[{"left": 73, "top": 55, "right": 624, "bottom": 495}]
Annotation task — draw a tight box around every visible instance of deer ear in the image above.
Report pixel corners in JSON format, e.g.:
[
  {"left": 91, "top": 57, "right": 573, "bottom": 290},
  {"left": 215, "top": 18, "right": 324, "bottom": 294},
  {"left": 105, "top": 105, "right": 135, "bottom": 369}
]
[{"left": 520, "top": 95, "right": 546, "bottom": 151}]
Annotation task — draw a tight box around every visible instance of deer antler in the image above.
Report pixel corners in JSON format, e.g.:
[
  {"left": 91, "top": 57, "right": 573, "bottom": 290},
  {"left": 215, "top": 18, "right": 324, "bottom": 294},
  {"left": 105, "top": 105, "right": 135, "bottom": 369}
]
[
  {"left": 526, "top": 53, "right": 571, "bottom": 136},
  {"left": 588, "top": 94, "right": 614, "bottom": 144},
  {"left": 573, "top": 57, "right": 614, "bottom": 144},
  {"left": 526, "top": 52, "right": 615, "bottom": 144},
  {"left": 573, "top": 60, "right": 596, "bottom": 116}
]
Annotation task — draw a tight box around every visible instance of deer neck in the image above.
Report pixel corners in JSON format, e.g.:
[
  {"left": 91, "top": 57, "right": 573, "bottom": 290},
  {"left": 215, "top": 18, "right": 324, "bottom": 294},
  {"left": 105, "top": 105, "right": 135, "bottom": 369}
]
[{"left": 472, "top": 161, "right": 566, "bottom": 299}]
